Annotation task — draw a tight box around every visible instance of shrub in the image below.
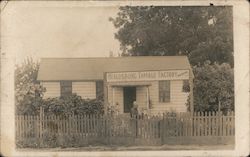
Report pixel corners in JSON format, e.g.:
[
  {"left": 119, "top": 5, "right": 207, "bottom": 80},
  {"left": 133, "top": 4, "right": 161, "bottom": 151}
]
[
  {"left": 192, "top": 62, "right": 234, "bottom": 112},
  {"left": 16, "top": 94, "right": 104, "bottom": 116},
  {"left": 16, "top": 96, "right": 44, "bottom": 115},
  {"left": 43, "top": 94, "right": 104, "bottom": 116},
  {"left": 15, "top": 58, "right": 46, "bottom": 115}
]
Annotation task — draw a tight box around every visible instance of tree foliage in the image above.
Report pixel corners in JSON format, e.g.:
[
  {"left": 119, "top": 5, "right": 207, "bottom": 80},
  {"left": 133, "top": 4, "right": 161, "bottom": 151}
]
[
  {"left": 193, "top": 62, "right": 234, "bottom": 112},
  {"left": 16, "top": 94, "right": 104, "bottom": 116},
  {"left": 42, "top": 95, "right": 104, "bottom": 116},
  {"left": 111, "top": 6, "right": 234, "bottom": 112},
  {"left": 110, "top": 6, "right": 233, "bottom": 66},
  {"left": 15, "top": 58, "right": 46, "bottom": 115}
]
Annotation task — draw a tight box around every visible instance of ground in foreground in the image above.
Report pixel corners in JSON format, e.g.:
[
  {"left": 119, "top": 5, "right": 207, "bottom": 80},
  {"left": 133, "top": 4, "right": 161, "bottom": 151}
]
[{"left": 18, "top": 144, "right": 234, "bottom": 151}]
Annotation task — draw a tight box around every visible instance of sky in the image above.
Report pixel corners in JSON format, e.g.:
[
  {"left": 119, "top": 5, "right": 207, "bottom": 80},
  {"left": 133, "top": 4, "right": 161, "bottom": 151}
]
[{"left": 1, "top": 2, "right": 121, "bottom": 65}]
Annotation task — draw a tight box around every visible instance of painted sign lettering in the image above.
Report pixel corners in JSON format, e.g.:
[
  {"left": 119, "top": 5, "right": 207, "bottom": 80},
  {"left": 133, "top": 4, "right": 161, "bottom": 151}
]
[{"left": 106, "top": 70, "right": 189, "bottom": 82}]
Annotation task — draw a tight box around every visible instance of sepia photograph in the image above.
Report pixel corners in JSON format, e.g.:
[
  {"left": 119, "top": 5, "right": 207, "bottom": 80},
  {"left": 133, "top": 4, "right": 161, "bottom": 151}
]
[{"left": 0, "top": 0, "right": 249, "bottom": 156}]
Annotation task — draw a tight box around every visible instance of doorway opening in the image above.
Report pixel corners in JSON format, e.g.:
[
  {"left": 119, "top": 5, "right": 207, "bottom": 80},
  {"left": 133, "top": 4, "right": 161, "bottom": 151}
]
[{"left": 123, "top": 87, "right": 136, "bottom": 113}]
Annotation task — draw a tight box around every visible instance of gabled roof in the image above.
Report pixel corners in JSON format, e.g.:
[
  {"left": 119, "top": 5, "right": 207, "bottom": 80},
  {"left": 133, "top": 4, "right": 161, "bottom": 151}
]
[{"left": 37, "top": 56, "right": 193, "bottom": 81}]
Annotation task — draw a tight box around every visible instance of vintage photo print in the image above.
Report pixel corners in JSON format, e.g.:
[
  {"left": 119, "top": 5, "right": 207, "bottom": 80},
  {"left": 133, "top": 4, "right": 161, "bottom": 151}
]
[{"left": 0, "top": 0, "right": 249, "bottom": 156}]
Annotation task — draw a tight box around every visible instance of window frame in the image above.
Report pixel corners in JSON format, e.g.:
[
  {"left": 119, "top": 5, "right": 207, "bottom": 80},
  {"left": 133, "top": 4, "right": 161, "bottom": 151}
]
[
  {"left": 60, "top": 81, "right": 72, "bottom": 97},
  {"left": 159, "top": 80, "right": 171, "bottom": 103},
  {"left": 96, "top": 80, "right": 104, "bottom": 99}
]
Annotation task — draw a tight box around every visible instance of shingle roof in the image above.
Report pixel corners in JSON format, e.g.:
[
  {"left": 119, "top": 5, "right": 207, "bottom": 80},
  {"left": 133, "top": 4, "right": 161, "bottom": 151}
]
[{"left": 37, "top": 56, "right": 193, "bottom": 81}]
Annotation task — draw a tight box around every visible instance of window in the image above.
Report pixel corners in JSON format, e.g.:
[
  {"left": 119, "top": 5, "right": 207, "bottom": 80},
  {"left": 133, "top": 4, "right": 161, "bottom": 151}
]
[
  {"left": 60, "top": 81, "right": 72, "bottom": 97},
  {"left": 96, "top": 81, "right": 104, "bottom": 99},
  {"left": 159, "top": 80, "right": 170, "bottom": 102}
]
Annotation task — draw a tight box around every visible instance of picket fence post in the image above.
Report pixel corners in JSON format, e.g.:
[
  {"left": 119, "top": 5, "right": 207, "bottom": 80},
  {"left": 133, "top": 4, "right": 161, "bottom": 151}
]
[
  {"left": 16, "top": 110, "right": 235, "bottom": 147},
  {"left": 39, "top": 106, "right": 44, "bottom": 146}
]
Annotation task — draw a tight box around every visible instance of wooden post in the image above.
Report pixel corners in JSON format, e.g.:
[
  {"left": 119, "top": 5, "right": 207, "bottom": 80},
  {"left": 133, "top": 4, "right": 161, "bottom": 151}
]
[
  {"left": 112, "top": 87, "right": 115, "bottom": 106},
  {"left": 161, "top": 115, "right": 165, "bottom": 144},
  {"left": 146, "top": 86, "right": 149, "bottom": 110},
  {"left": 189, "top": 112, "right": 192, "bottom": 136},
  {"left": 232, "top": 111, "right": 235, "bottom": 136},
  {"left": 103, "top": 72, "right": 108, "bottom": 115},
  {"left": 20, "top": 115, "right": 23, "bottom": 140},
  {"left": 226, "top": 113, "right": 229, "bottom": 136},
  {"left": 212, "top": 111, "right": 216, "bottom": 136},
  {"left": 218, "top": 100, "right": 221, "bottom": 112},
  {"left": 16, "top": 116, "right": 18, "bottom": 141},
  {"left": 194, "top": 112, "right": 197, "bottom": 136},
  {"left": 204, "top": 112, "right": 207, "bottom": 136},
  {"left": 219, "top": 111, "right": 222, "bottom": 136},
  {"left": 39, "top": 106, "right": 44, "bottom": 146},
  {"left": 189, "top": 71, "right": 194, "bottom": 113},
  {"left": 215, "top": 111, "right": 218, "bottom": 136}
]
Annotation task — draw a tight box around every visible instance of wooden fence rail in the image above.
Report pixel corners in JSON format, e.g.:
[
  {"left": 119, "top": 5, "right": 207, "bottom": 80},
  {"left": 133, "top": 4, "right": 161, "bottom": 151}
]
[{"left": 15, "top": 111, "right": 235, "bottom": 147}]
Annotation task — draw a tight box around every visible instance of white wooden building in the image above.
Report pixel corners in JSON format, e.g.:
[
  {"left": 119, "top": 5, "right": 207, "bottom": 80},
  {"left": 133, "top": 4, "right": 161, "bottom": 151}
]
[{"left": 37, "top": 56, "right": 194, "bottom": 114}]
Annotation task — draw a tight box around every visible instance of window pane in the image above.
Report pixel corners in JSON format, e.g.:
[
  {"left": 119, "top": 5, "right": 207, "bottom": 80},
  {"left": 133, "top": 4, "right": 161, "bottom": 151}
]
[
  {"left": 96, "top": 81, "right": 104, "bottom": 99},
  {"left": 60, "top": 81, "right": 72, "bottom": 97},
  {"left": 159, "top": 80, "right": 170, "bottom": 102}
]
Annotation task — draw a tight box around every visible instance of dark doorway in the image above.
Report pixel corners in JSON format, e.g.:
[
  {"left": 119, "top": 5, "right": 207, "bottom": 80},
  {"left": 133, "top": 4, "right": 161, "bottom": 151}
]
[{"left": 123, "top": 87, "right": 136, "bottom": 113}]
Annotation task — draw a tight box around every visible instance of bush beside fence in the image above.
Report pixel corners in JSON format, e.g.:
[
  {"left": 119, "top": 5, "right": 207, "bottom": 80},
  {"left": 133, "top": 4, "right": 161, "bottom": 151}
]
[{"left": 15, "top": 111, "right": 235, "bottom": 148}]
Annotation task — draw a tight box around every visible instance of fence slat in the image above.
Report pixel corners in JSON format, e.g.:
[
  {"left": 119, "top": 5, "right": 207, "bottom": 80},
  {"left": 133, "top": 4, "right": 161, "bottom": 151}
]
[{"left": 16, "top": 111, "right": 235, "bottom": 147}]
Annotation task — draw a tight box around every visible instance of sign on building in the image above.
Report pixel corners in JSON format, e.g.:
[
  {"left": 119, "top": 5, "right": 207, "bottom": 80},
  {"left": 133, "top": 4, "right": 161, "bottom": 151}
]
[{"left": 106, "top": 70, "right": 189, "bottom": 82}]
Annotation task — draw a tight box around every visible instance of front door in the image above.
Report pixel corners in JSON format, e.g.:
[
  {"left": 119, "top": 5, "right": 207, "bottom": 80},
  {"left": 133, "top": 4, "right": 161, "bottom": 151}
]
[{"left": 123, "top": 87, "right": 136, "bottom": 113}]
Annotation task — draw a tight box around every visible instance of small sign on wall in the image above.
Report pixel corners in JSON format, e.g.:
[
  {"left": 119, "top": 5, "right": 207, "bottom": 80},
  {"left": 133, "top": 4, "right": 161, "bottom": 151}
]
[{"left": 106, "top": 70, "right": 189, "bottom": 82}]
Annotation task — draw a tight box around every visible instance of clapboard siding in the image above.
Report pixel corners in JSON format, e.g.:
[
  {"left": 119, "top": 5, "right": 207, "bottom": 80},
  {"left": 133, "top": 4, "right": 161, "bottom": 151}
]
[
  {"left": 107, "top": 86, "right": 123, "bottom": 113},
  {"left": 171, "top": 80, "right": 189, "bottom": 107},
  {"left": 107, "top": 86, "right": 113, "bottom": 105},
  {"left": 136, "top": 86, "right": 147, "bottom": 109},
  {"left": 42, "top": 80, "right": 189, "bottom": 114},
  {"left": 107, "top": 80, "right": 188, "bottom": 114},
  {"left": 41, "top": 82, "right": 60, "bottom": 98},
  {"left": 114, "top": 87, "right": 123, "bottom": 113},
  {"left": 149, "top": 80, "right": 188, "bottom": 114},
  {"left": 72, "top": 82, "right": 96, "bottom": 99}
]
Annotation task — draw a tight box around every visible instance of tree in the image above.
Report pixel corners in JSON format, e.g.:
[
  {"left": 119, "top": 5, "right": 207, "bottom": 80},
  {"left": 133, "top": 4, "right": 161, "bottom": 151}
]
[
  {"left": 111, "top": 6, "right": 234, "bottom": 112},
  {"left": 15, "top": 58, "right": 45, "bottom": 115},
  {"left": 110, "top": 6, "right": 233, "bottom": 66},
  {"left": 193, "top": 62, "right": 234, "bottom": 112}
]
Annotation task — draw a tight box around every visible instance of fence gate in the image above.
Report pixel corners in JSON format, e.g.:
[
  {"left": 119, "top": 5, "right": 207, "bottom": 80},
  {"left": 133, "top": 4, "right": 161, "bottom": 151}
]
[{"left": 133, "top": 115, "right": 162, "bottom": 145}]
